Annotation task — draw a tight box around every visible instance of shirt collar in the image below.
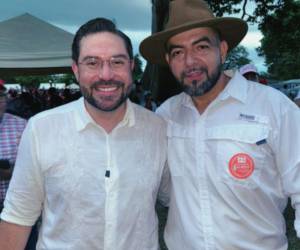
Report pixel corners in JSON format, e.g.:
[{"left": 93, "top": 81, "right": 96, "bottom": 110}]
[
  {"left": 114, "top": 99, "right": 135, "bottom": 129},
  {"left": 181, "top": 92, "right": 197, "bottom": 110},
  {"left": 219, "top": 70, "right": 248, "bottom": 104},
  {"left": 74, "top": 97, "right": 135, "bottom": 132}
]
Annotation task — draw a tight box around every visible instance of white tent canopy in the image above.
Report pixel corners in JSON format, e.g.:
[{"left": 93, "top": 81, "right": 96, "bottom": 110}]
[{"left": 0, "top": 13, "right": 74, "bottom": 76}]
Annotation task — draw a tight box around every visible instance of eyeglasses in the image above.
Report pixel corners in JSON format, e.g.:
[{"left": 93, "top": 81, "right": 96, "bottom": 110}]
[{"left": 78, "top": 56, "right": 130, "bottom": 72}]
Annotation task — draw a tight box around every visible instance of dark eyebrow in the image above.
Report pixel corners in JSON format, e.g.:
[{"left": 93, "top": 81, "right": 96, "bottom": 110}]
[
  {"left": 81, "top": 56, "right": 98, "bottom": 61},
  {"left": 111, "top": 54, "right": 130, "bottom": 60},
  {"left": 166, "top": 44, "right": 183, "bottom": 54},
  {"left": 166, "top": 36, "right": 216, "bottom": 54},
  {"left": 192, "top": 36, "right": 213, "bottom": 46},
  {"left": 81, "top": 54, "right": 129, "bottom": 62}
]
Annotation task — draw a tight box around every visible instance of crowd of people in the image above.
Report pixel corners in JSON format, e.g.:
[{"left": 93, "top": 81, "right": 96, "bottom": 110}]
[
  {"left": 0, "top": 0, "right": 299, "bottom": 250},
  {"left": 4, "top": 81, "right": 158, "bottom": 120},
  {"left": 5, "top": 87, "right": 81, "bottom": 119}
]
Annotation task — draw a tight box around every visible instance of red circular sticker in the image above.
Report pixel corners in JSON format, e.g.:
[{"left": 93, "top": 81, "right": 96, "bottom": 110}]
[{"left": 229, "top": 153, "right": 254, "bottom": 179}]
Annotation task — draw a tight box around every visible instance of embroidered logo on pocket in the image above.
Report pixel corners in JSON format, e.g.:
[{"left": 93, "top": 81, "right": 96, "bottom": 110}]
[{"left": 229, "top": 153, "right": 254, "bottom": 179}]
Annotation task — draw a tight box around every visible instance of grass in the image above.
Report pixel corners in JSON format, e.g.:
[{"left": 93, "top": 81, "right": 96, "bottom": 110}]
[{"left": 156, "top": 199, "right": 300, "bottom": 250}]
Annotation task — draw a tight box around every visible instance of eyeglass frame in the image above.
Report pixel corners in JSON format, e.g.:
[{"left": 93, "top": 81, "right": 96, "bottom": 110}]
[{"left": 78, "top": 54, "right": 132, "bottom": 73}]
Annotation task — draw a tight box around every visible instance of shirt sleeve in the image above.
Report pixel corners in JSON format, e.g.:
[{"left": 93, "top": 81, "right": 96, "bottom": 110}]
[
  {"left": 273, "top": 106, "right": 300, "bottom": 237},
  {"left": 1, "top": 119, "right": 44, "bottom": 226}
]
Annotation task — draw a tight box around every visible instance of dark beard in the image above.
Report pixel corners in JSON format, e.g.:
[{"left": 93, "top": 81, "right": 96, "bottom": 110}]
[
  {"left": 81, "top": 80, "right": 132, "bottom": 112},
  {"left": 179, "top": 63, "right": 222, "bottom": 97}
]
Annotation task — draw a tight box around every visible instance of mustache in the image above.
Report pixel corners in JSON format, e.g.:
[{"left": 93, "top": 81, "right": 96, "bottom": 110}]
[
  {"left": 181, "top": 66, "right": 208, "bottom": 78},
  {"left": 91, "top": 80, "right": 124, "bottom": 89}
]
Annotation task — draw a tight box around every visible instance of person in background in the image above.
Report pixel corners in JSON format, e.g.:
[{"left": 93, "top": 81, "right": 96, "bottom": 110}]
[
  {"left": 140, "top": 0, "right": 300, "bottom": 249},
  {"left": 0, "top": 82, "right": 27, "bottom": 212},
  {"left": 128, "top": 81, "right": 144, "bottom": 104},
  {"left": 239, "top": 63, "right": 268, "bottom": 85},
  {"left": 0, "top": 81, "right": 38, "bottom": 250},
  {"left": 0, "top": 17, "right": 168, "bottom": 250},
  {"left": 143, "top": 91, "right": 157, "bottom": 111},
  {"left": 294, "top": 90, "right": 300, "bottom": 107},
  {"left": 44, "top": 87, "right": 64, "bottom": 109},
  {"left": 239, "top": 63, "right": 260, "bottom": 82}
]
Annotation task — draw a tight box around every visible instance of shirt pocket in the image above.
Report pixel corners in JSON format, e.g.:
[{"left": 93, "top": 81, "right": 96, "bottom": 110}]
[
  {"left": 167, "top": 122, "right": 194, "bottom": 177},
  {"left": 206, "top": 124, "right": 269, "bottom": 188}
]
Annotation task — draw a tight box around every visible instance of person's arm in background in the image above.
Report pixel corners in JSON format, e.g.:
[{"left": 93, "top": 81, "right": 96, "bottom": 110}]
[
  {"left": 0, "top": 220, "right": 32, "bottom": 250},
  {"left": 0, "top": 119, "right": 43, "bottom": 249}
]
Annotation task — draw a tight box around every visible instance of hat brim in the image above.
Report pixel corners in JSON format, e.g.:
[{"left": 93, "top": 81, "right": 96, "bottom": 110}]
[{"left": 139, "top": 17, "right": 248, "bottom": 66}]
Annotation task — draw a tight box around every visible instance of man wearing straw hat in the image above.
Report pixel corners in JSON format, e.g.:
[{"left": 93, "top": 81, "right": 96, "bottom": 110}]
[{"left": 140, "top": 0, "right": 300, "bottom": 249}]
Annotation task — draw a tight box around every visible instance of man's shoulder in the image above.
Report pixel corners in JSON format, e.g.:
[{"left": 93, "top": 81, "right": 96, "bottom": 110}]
[
  {"left": 131, "top": 102, "right": 167, "bottom": 130},
  {"left": 247, "top": 81, "right": 296, "bottom": 109},
  {"left": 32, "top": 99, "right": 80, "bottom": 120},
  {"left": 156, "top": 93, "right": 185, "bottom": 117},
  {"left": 28, "top": 99, "right": 81, "bottom": 131},
  {"left": 130, "top": 103, "right": 168, "bottom": 142}
]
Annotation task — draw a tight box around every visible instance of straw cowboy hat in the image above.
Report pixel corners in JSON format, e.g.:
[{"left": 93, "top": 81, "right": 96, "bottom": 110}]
[{"left": 139, "top": 0, "right": 248, "bottom": 66}]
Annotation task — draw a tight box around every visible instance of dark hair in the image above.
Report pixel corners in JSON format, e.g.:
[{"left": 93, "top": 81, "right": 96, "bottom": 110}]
[{"left": 72, "top": 17, "right": 133, "bottom": 63}]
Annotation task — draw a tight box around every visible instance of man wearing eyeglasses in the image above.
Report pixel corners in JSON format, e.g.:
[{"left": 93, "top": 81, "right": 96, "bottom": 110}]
[{"left": 0, "top": 18, "right": 169, "bottom": 250}]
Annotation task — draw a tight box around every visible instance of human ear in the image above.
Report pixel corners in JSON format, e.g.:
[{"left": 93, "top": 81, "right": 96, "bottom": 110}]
[{"left": 220, "top": 41, "right": 228, "bottom": 64}]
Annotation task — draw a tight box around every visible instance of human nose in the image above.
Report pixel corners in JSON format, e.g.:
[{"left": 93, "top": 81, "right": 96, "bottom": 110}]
[
  {"left": 97, "top": 60, "right": 114, "bottom": 80},
  {"left": 184, "top": 48, "right": 198, "bottom": 66}
]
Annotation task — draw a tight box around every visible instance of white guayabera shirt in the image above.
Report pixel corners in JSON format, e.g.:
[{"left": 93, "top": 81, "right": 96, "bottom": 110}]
[
  {"left": 1, "top": 98, "right": 169, "bottom": 250},
  {"left": 157, "top": 71, "right": 300, "bottom": 250}
]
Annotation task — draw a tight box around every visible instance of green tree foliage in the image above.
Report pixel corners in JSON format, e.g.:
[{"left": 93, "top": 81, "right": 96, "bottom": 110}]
[
  {"left": 54, "top": 74, "right": 77, "bottom": 85},
  {"left": 6, "top": 74, "right": 77, "bottom": 88},
  {"left": 208, "top": 0, "right": 283, "bottom": 23},
  {"left": 257, "top": 0, "right": 300, "bottom": 80},
  {"left": 12, "top": 75, "right": 53, "bottom": 88},
  {"left": 223, "top": 45, "right": 251, "bottom": 70},
  {"left": 150, "top": 0, "right": 283, "bottom": 32}
]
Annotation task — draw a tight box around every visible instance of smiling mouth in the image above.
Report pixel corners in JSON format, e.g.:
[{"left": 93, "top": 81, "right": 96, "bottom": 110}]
[
  {"left": 182, "top": 68, "right": 206, "bottom": 80},
  {"left": 96, "top": 86, "right": 118, "bottom": 92},
  {"left": 184, "top": 73, "right": 205, "bottom": 84}
]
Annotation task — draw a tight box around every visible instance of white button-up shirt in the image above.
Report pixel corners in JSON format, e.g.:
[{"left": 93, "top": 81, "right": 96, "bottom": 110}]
[
  {"left": 157, "top": 71, "right": 300, "bottom": 250},
  {"left": 1, "top": 98, "right": 168, "bottom": 250}
]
